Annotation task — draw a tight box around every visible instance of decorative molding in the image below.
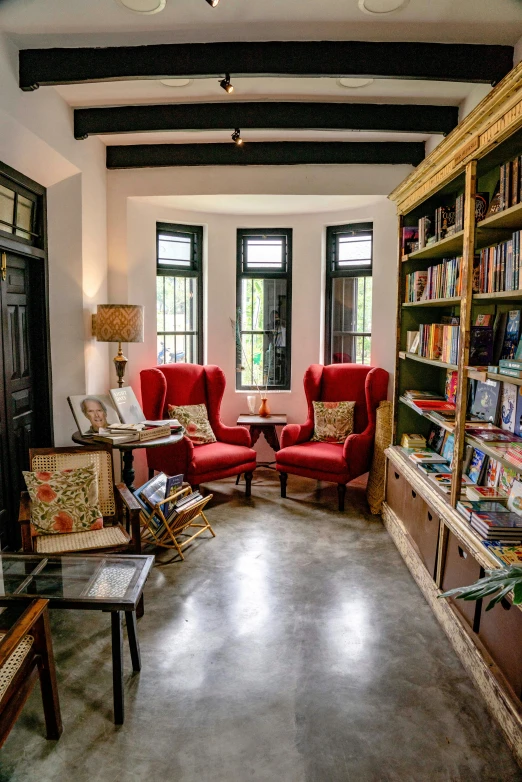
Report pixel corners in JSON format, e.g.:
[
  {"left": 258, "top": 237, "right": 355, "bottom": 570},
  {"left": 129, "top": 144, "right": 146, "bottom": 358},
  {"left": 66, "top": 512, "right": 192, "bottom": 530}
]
[
  {"left": 106, "top": 140, "right": 425, "bottom": 169},
  {"left": 74, "top": 102, "right": 458, "bottom": 139},
  {"left": 19, "top": 40, "right": 513, "bottom": 90},
  {"left": 389, "top": 60, "right": 522, "bottom": 214}
]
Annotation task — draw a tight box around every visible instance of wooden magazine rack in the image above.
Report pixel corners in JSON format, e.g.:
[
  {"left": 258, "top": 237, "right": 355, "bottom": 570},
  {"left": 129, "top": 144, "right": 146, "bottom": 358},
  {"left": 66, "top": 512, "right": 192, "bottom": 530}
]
[{"left": 140, "top": 485, "right": 215, "bottom": 560}]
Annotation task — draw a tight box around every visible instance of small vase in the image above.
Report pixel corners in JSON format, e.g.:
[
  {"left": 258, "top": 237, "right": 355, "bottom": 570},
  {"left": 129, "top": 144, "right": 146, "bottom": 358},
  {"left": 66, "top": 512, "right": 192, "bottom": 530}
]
[
  {"left": 258, "top": 396, "right": 270, "bottom": 417},
  {"left": 246, "top": 395, "right": 257, "bottom": 415}
]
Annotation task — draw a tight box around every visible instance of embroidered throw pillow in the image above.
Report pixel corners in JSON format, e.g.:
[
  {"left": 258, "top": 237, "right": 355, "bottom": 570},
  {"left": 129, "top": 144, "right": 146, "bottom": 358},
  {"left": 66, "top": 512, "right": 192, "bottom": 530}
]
[
  {"left": 168, "top": 403, "right": 216, "bottom": 445},
  {"left": 23, "top": 464, "right": 103, "bottom": 535},
  {"left": 311, "top": 400, "right": 355, "bottom": 443}
]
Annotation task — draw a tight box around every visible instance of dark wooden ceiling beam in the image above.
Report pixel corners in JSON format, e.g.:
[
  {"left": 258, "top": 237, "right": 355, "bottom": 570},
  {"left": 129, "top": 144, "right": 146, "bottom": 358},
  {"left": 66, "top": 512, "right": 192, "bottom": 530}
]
[
  {"left": 106, "top": 141, "right": 425, "bottom": 169},
  {"left": 74, "top": 101, "right": 458, "bottom": 139},
  {"left": 20, "top": 41, "right": 513, "bottom": 91}
]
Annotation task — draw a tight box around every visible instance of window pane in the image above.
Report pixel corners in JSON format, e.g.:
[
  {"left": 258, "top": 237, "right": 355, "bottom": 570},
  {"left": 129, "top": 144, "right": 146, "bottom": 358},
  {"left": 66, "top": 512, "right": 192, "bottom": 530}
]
[
  {"left": 331, "top": 276, "right": 371, "bottom": 365},
  {"left": 15, "top": 195, "right": 34, "bottom": 240},
  {"left": 158, "top": 233, "right": 192, "bottom": 266},
  {"left": 157, "top": 274, "right": 199, "bottom": 364},
  {"left": 245, "top": 238, "right": 284, "bottom": 269},
  {"left": 337, "top": 235, "right": 372, "bottom": 268},
  {"left": 0, "top": 185, "right": 14, "bottom": 234},
  {"left": 238, "top": 277, "right": 288, "bottom": 388}
]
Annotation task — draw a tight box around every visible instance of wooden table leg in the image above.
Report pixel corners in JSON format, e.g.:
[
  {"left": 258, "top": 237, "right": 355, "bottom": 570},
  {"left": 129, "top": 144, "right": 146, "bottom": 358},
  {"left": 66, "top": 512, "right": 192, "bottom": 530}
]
[
  {"left": 121, "top": 450, "right": 136, "bottom": 492},
  {"left": 125, "top": 610, "right": 141, "bottom": 672},
  {"left": 111, "top": 611, "right": 124, "bottom": 725}
]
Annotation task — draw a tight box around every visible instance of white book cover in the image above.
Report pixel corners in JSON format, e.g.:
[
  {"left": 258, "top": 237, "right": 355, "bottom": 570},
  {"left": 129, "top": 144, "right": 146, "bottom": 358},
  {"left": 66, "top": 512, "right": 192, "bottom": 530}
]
[
  {"left": 110, "top": 387, "right": 145, "bottom": 424},
  {"left": 500, "top": 382, "right": 518, "bottom": 432}
]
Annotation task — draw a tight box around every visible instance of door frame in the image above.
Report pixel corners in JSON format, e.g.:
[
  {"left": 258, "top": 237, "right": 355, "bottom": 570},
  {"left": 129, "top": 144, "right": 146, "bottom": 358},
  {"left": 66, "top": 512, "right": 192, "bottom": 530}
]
[{"left": 0, "top": 161, "right": 53, "bottom": 450}]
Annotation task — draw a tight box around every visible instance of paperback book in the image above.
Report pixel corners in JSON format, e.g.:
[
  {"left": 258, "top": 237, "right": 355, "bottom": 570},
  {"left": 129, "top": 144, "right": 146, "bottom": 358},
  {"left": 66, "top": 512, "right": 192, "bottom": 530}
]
[{"left": 482, "top": 542, "right": 522, "bottom": 566}]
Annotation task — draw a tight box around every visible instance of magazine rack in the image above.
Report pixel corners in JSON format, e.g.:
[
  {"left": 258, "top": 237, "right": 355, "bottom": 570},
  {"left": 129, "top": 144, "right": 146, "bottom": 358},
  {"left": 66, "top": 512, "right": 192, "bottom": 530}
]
[{"left": 140, "top": 485, "right": 215, "bottom": 560}]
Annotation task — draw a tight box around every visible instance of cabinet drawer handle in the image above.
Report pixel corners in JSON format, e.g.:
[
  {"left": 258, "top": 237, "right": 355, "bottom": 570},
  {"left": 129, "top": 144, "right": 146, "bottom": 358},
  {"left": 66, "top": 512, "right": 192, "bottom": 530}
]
[
  {"left": 458, "top": 546, "right": 468, "bottom": 559},
  {"left": 411, "top": 490, "right": 416, "bottom": 499},
  {"left": 428, "top": 512, "right": 433, "bottom": 522},
  {"left": 394, "top": 472, "right": 400, "bottom": 480}
]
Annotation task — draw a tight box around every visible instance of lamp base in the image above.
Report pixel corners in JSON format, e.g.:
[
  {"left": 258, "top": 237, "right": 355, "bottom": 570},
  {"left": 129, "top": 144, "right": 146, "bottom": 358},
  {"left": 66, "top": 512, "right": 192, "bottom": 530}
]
[{"left": 114, "top": 343, "right": 128, "bottom": 388}]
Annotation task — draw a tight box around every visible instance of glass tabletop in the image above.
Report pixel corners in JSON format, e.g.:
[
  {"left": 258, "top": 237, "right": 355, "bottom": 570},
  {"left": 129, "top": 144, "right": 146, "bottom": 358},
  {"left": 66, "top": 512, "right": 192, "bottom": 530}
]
[{"left": 0, "top": 554, "right": 154, "bottom": 608}]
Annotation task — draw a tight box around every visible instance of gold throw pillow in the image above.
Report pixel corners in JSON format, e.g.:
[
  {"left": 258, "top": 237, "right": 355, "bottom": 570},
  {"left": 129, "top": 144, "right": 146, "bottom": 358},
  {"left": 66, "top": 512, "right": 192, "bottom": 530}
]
[
  {"left": 311, "top": 401, "right": 355, "bottom": 443},
  {"left": 168, "top": 403, "right": 217, "bottom": 445}
]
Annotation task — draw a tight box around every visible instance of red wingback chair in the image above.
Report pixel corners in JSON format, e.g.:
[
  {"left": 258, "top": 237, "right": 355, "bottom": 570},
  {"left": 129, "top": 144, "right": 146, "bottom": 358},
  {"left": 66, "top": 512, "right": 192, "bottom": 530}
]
[
  {"left": 140, "top": 364, "right": 257, "bottom": 495},
  {"left": 276, "top": 364, "right": 389, "bottom": 510}
]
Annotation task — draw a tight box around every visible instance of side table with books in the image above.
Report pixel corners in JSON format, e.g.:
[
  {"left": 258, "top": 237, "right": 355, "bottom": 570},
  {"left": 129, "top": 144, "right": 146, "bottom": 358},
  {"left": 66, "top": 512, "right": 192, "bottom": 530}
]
[{"left": 133, "top": 472, "right": 215, "bottom": 560}]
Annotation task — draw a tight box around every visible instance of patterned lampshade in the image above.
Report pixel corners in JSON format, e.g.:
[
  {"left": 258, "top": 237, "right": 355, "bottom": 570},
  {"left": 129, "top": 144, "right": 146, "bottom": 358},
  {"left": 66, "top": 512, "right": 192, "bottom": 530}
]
[{"left": 94, "top": 304, "right": 144, "bottom": 343}]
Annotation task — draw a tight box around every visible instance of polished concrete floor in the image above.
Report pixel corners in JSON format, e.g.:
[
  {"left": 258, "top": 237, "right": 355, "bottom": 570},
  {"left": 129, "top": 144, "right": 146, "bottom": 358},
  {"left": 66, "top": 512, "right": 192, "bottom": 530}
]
[{"left": 1, "top": 470, "right": 521, "bottom": 782}]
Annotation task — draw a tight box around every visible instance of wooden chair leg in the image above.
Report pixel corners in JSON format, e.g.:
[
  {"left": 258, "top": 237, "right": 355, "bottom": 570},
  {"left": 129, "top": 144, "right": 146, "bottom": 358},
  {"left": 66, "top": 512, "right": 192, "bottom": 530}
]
[
  {"left": 337, "top": 483, "right": 346, "bottom": 512},
  {"left": 244, "top": 472, "right": 253, "bottom": 498},
  {"left": 280, "top": 472, "right": 288, "bottom": 498},
  {"left": 34, "top": 611, "right": 62, "bottom": 740}
]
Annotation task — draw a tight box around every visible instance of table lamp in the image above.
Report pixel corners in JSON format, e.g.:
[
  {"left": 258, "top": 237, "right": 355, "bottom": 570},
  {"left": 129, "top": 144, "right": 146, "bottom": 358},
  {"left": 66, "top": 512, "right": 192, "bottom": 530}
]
[{"left": 93, "top": 304, "right": 144, "bottom": 387}]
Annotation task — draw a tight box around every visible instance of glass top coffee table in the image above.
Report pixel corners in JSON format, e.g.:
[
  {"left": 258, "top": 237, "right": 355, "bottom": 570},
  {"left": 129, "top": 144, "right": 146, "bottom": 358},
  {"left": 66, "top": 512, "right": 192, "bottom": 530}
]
[{"left": 0, "top": 553, "right": 154, "bottom": 724}]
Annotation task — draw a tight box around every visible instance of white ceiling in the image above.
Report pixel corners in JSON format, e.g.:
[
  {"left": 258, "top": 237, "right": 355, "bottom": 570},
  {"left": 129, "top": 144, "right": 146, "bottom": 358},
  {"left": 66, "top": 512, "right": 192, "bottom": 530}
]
[
  {"left": 2, "top": 0, "right": 522, "bottom": 45},
  {"left": 56, "top": 77, "right": 477, "bottom": 109},
  {"left": 134, "top": 194, "right": 387, "bottom": 215}
]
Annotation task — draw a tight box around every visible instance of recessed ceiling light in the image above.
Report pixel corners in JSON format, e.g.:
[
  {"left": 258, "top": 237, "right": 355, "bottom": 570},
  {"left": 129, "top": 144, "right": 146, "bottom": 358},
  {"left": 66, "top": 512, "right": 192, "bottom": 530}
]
[
  {"left": 115, "top": 0, "right": 166, "bottom": 14},
  {"left": 337, "top": 78, "right": 374, "bottom": 89},
  {"left": 358, "top": 0, "right": 409, "bottom": 14},
  {"left": 159, "top": 79, "right": 192, "bottom": 87}
]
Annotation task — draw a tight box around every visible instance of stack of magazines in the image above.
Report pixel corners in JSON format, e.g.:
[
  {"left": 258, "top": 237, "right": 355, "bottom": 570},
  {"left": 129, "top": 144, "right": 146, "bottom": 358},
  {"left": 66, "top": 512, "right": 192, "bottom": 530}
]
[
  {"left": 93, "top": 422, "right": 174, "bottom": 444},
  {"left": 133, "top": 472, "right": 205, "bottom": 540}
]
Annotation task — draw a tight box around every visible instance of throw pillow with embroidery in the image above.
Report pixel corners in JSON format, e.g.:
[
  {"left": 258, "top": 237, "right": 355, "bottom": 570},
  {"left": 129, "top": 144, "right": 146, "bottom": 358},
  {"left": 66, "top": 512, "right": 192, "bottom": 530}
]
[
  {"left": 23, "top": 464, "right": 103, "bottom": 535},
  {"left": 311, "top": 400, "right": 355, "bottom": 443},
  {"left": 168, "top": 403, "right": 216, "bottom": 445}
]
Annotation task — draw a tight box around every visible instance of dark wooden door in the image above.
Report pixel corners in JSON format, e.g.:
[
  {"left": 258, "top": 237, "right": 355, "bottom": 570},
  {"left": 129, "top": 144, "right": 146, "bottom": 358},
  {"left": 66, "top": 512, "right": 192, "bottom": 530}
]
[{"left": 0, "top": 250, "right": 51, "bottom": 549}]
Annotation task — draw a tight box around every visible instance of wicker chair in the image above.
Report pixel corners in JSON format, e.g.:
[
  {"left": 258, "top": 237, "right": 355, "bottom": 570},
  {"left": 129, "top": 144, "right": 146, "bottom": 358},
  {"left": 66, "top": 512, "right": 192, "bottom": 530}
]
[
  {"left": 19, "top": 445, "right": 142, "bottom": 555},
  {"left": 0, "top": 599, "right": 62, "bottom": 747}
]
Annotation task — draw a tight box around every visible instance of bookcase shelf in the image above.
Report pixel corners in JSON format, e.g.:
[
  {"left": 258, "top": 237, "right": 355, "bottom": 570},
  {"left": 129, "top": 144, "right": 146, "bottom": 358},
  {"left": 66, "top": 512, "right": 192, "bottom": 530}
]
[
  {"left": 402, "top": 230, "right": 464, "bottom": 262},
  {"left": 387, "top": 63, "right": 522, "bottom": 764},
  {"left": 402, "top": 297, "right": 461, "bottom": 308},
  {"left": 399, "top": 351, "right": 458, "bottom": 371}
]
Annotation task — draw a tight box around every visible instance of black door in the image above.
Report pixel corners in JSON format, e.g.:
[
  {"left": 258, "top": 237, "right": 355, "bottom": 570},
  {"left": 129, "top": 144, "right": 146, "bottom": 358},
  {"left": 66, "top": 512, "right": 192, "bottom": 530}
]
[{"left": 0, "top": 250, "right": 52, "bottom": 549}]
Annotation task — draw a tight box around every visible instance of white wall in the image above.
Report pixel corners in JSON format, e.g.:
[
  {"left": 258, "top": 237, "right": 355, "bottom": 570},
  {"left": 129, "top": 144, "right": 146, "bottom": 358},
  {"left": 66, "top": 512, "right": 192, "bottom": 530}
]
[
  {"left": 107, "top": 165, "right": 405, "bottom": 476},
  {"left": 0, "top": 32, "right": 109, "bottom": 445}
]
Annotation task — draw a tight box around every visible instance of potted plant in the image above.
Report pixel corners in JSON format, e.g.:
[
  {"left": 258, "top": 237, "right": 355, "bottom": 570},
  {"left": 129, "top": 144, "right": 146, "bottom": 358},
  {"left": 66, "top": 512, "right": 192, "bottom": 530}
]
[{"left": 439, "top": 565, "right": 522, "bottom": 609}]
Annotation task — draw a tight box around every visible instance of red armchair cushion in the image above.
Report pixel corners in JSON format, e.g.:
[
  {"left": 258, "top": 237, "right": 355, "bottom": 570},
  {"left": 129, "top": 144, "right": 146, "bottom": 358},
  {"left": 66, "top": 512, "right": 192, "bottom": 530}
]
[
  {"left": 277, "top": 442, "right": 349, "bottom": 482},
  {"left": 191, "top": 442, "right": 257, "bottom": 473}
]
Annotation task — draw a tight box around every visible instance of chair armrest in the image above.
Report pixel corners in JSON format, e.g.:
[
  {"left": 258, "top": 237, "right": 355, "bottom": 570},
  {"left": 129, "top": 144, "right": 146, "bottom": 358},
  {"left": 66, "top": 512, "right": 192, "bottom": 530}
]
[
  {"left": 115, "top": 483, "right": 141, "bottom": 513},
  {"left": 280, "top": 423, "right": 313, "bottom": 449},
  {"left": 0, "top": 599, "right": 48, "bottom": 668},
  {"left": 213, "top": 423, "right": 252, "bottom": 447},
  {"left": 343, "top": 430, "right": 374, "bottom": 474},
  {"left": 18, "top": 491, "right": 31, "bottom": 522}
]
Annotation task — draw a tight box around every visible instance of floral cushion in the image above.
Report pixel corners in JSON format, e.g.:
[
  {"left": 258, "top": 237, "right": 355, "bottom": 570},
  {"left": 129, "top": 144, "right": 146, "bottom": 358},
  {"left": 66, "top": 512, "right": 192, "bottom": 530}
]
[
  {"left": 311, "top": 401, "right": 355, "bottom": 443},
  {"left": 168, "top": 403, "right": 216, "bottom": 445},
  {"left": 23, "top": 465, "right": 103, "bottom": 535}
]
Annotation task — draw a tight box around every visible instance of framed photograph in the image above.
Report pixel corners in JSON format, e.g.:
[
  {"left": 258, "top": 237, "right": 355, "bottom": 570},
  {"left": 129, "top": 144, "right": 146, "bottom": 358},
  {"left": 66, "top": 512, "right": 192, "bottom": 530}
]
[{"left": 68, "top": 394, "right": 121, "bottom": 436}]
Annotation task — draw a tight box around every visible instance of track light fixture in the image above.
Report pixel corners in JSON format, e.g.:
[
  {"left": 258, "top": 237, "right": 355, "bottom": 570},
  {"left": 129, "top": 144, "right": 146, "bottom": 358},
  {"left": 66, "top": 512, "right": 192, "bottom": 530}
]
[
  {"left": 231, "top": 128, "right": 243, "bottom": 146},
  {"left": 220, "top": 74, "right": 234, "bottom": 94},
  {"left": 206, "top": 0, "right": 220, "bottom": 5}
]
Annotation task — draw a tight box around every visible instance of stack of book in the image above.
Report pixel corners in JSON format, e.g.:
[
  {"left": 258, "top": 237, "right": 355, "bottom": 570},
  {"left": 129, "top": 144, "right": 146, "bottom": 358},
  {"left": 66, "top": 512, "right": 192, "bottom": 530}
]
[
  {"left": 400, "top": 433, "right": 426, "bottom": 448},
  {"left": 402, "top": 447, "right": 448, "bottom": 465},
  {"left": 418, "top": 321, "right": 459, "bottom": 364},
  {"left": 470, "top": 511, "right": 522, "bottom": 541},
  {"left": 476, "top": 231, "right": 521, "bottom": 293},
  {"left": 482, "top": 541, "right": 522, "bottom": 566},
  {"left": 94, "top": 422, "right": 172, "bottom": 444},
  {"left": 498, "top": 357, "right": 522, "bottom": 379},
  {"left": 456, "top": 500, "right": 510, "bottom": 522},
  {"left": 466, "top": 485, "right": 509, "bottom": 502},
  {"left": 505, "top": 444, "right": 522, "bottom": 469},
  {"left": 171, "top": 490, "right": 203, "bottom": 515}
]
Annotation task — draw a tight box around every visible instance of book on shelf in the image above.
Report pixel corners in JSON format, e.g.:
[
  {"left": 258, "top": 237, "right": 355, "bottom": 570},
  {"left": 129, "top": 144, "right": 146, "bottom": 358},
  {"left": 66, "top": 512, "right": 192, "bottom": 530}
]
[
  {"left": 465, "top": 485, "right": 509, "bottom": 502},
  {"left": 417, "top": 462, "right": 450, "bottom": 475},
  {"left": 482, "top": 541, "right": 522, "bottom": 566},
  {"left": 496, "top": 367, "right": 522, "bottom": 379},
  {"left": 456, "top": 500, "right": 511, "bottom": 522},
  {"left": 402, "top": 447, "right": 448, "bottom": 464},
  {"left": 485, "top": 458, "right": 502, "bottom": 487},
  {"left": 470, "top": 511, "right": 522, "bottom": 540},
  {"left": 402, "top": 226, "right": 419, "bottom": 257},
  {"left": 441, "top": 433, "right": 455, "bottom": 464},
  {"left": 406, "top": 331, "right": 419, "bottom": 352},
  {"left": 485, "top": 184, "right": 502, "bottom": 218},
  {"left": 470, "top": 379, "right": 501, "bottom": 423},
  {"left": 468, "top": 427, "right": 522, "bottom": 444},
  {"left": 500, "top": 383, "right": 518, "bottom": 432},
  {"left": 405, "top": 257, "right": 462, "bottom": 302},
  {"left": 429, "top": 473, "right": 472, "bottom": 493},
  {"left": 409, "top": 400, "right": 456, "bottom": 414},
  {"left": 427, "top": 425, "right": 446, "bottom": 452},
  {"left": 404, "top": 390, "right": 445, "bottom": 401},
  {"left": 466, "top": 448, "right": 488, "bottom": 484},
  {"left": 400, "top": 433, "right": 426, "bottom": 448},
  {"left": 507, "top": 479, "right": 522, "bottom": 516},
  {"left": 434, "top": 205, "right": 455, "bottom": 242},
  {"left": 501, "top": 311, "right": 521, "bottom": 360},
  {"left": 417, "top": 321, "right": 459, "bottom": 364}
]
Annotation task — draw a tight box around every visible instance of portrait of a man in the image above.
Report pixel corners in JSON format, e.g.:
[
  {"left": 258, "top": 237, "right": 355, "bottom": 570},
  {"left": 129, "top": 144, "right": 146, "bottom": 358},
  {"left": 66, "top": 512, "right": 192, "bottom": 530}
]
[{"left": 68, "top": 394, "right": 120, "bottom": 436}]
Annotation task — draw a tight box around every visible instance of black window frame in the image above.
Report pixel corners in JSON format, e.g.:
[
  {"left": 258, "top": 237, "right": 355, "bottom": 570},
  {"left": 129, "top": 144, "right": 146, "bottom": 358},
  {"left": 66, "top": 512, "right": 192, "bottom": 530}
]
[
  {"left": 236, "top": 228, "right": 292, "bottom": 391},
  {"left": 156, "top": 221, "right": 204, "bottom": 366},
  {"left": 0, "top": 170, "right": 42, "bottom": 249},
  {"left": 324, "top": 221, "right": 373, "bottom": 366}
]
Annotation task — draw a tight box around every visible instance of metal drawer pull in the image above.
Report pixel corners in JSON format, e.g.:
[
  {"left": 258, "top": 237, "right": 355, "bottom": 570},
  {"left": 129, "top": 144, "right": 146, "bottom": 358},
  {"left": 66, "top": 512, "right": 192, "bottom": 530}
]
[{"left": 458, "top": 546, "right": 468, "bottom": 559}]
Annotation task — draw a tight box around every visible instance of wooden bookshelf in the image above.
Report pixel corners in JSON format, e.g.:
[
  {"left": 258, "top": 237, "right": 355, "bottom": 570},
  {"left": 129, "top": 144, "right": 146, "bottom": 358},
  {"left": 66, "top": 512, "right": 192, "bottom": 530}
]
[
  {"left": 386, "top": 60, "right": 522, "bottom": 766},
  {"left": 399, "top": 351, "right": 458, "bottom": 371},
  {"left": 402, "top": 297, "right": 460, "bottom": 308},
  {"left": 402, "top": 230, "right": 463, "bottom": 262}
]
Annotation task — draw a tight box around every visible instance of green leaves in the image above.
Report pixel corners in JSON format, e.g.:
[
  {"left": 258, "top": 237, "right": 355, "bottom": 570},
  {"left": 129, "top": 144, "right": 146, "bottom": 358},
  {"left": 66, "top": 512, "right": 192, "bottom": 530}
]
[{"left": 439, "top": 565, "right": 522, "bottom": 611}]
